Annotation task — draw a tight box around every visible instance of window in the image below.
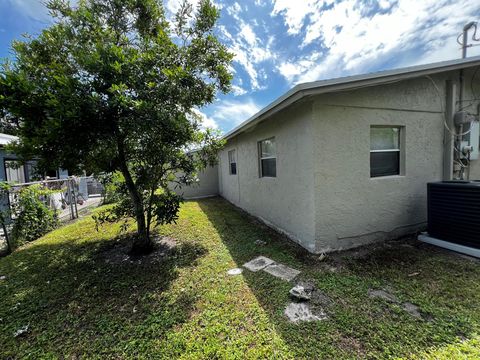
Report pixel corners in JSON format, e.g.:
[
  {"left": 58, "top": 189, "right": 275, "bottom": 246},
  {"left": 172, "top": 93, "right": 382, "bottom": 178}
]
[
  {"left": 370, "top": 126, "right": 401, "bottom": 178},
  {"left": 258, "top": 137, "right": 276, "bottom": 177},
  {"left": 228, "top": 149, "right": 237, "bottom": 175}
]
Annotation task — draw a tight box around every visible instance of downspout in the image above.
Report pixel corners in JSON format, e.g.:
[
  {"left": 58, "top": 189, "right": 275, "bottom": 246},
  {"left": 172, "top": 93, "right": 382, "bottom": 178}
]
[
  {"left": 444, "top": 80, "right": 456, "bottom": 180},
  {"left": 456, "top": 22, "right": 476, "bottom": 179},
  {"left": 457, "top": 68, "right": 465, "bottom": 180}
]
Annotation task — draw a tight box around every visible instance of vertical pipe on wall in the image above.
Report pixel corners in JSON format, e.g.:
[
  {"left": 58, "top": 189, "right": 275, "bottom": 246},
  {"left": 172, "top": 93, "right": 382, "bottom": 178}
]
[
  {"left": 458, "top": 70, "right": 465, "bottom": 180},
  {"left": 444, "top": 80, "right": 456, "bottom": 180}
]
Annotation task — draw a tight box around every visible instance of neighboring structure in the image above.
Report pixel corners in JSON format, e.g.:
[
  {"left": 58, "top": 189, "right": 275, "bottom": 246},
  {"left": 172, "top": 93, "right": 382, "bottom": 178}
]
[
  {"left": 0, "top": 133, "right": 68, "bottom": 183},
  {"left": 182, "top": 56, "right": 480, "bottom": 253},
  {"left": 174, "top": 164, "right": 219, "bottom": 200}
]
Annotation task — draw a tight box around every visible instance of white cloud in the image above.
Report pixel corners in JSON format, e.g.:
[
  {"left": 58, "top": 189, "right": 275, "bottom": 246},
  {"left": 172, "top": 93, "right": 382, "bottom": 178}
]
[
  {"left": 231, "top": 85, "right": 248, "bottom": 96},
  {"left": 240, "top": 23, "right": 257, "bottom": 46},
  {"left": 271, "top": 0, "right": 322, "bottom": 35},
  {"left": 274, "top": 0, "right": 480, "bottom": 85},
  {"left": 226, "top": 2, "right": 242, "bottom": 19},
  {"left": 219, "top": 18, "right": 268, "bottom": 90},
  {"left": 231, "top": 43, "right": 261, "bottom": 89},
  {"left": 227, "top": 20, "right": 276, "bottom": 90},
  {"left": 211, "top": 99, "right": 261, "bottom": 126},
  {"left": 192, "top": 108, "right": 218, "bottom": 130}
]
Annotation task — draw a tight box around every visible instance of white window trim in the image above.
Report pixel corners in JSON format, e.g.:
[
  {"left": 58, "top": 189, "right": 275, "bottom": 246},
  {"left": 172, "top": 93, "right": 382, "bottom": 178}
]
[
  {"left": 370, "top": 149, "right": 400, "bottom": 153},
  {"left": 228, "top": 149, "right": 237, "bottom": 175},
  {"left": 258, "top": 137, "right": 276, "bottom": 178},
  {"left": 370, "top": 126, "right": 404, "bottom": 178},
  {"left": 259, "top": 155, "right": 276, "bottom": 159}
]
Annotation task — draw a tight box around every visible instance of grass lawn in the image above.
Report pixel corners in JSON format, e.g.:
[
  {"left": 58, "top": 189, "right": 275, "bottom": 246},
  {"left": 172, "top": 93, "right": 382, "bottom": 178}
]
[{"left": 1, "top": 197, "right": 480, "bottom": 359}]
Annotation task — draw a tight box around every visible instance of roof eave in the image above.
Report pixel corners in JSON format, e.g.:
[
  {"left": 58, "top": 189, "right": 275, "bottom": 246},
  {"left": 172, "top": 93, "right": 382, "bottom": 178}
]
[{"left": 223, "top": 55, "right": 480, "bottom": 141}]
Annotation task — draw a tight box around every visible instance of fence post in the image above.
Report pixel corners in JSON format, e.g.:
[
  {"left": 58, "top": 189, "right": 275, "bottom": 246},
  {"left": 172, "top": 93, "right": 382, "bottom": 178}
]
[
  {"left": 67, "top": 180, "right": 75, "bottom": 220},
  {"left": 72, "top": 179, "right": 79, "bottom": 219}
]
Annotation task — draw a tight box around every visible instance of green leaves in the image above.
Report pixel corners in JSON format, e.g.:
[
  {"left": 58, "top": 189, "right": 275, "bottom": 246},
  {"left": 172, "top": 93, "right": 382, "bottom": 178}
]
[
  {"left": 151, "top": 192, "right": 182, "bottom": 226},
  {"left": 1, "top": 0, "right": 232, "bottom": 249},
  {"left": 10, "top": 184, "right": 59, "bottom": 246}
]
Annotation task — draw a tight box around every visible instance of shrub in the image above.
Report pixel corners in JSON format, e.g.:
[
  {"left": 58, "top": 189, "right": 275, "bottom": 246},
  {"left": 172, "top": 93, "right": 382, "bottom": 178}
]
[
  {"left": 10, "top": 184, "right": 59, "bottom": 245},
  {"left": 97, "top": 172, "right": 125, "bottom": 205}
]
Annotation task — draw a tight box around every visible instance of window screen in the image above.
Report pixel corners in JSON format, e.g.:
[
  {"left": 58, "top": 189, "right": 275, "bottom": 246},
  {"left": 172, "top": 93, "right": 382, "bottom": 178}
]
[
  {"left": 259, "top": 137, "right": 276, "bottom": 177},
  {"left": 370, "top": 127, "right": 401, "bottom": 178},
  {"left": 228, "top": 150, "right": 237, "bottom": 175}
]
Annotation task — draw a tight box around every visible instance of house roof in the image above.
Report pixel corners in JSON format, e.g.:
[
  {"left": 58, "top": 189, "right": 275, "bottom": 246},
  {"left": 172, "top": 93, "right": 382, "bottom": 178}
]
[
  {"left": 0, "top": 133, "right": 18, "bottom": 146},
  {"left": 224, "top": 55, "right": 480, "bottom": 140}
]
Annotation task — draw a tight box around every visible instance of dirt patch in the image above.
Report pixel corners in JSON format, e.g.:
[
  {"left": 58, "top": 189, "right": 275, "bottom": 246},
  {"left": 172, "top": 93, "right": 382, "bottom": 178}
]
[
  {"left": 101, "top": 235, "right": 177, "bottom": 265},
  {"left": 337, "top": 335, "right": 366, "bottom": 357},
  {"left": 326, "top": 235, "right": 420, "bottom": 266}
]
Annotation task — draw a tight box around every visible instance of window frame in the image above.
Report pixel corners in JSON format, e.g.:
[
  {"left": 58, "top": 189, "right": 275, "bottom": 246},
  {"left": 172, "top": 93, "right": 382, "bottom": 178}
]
[
  {"left": 370, "top": 126, "right": 403, "bottom": 178},
  {"left": 228, "top": 149, "right": 237, "bottom": 175},
  {"left": 258, "top": 137, "right": 277, "bottom": 178}
]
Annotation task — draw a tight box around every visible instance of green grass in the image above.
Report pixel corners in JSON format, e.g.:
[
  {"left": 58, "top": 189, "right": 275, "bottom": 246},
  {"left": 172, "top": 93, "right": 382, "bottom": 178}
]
[{"left": 1, "top": 197, "right": 480, "bottom": 359}]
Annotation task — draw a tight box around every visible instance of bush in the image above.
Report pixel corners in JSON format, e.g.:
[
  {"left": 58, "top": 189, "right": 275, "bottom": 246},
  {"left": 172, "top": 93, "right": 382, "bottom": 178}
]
[
  {"left": 97, "top": 172, "right": 125, "bottom": 205},
  {"left": 11, "top": 184, "right": 59, "bottom": 245}
]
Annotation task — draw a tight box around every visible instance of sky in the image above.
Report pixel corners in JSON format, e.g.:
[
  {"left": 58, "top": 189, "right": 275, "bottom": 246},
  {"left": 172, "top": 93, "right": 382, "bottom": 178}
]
[{"left": 1, "top": 0, "right": 480, "bottom": 133}]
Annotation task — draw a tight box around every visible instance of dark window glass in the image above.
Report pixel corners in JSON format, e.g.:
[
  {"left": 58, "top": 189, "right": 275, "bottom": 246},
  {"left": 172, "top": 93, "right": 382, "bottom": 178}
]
[
  {"left": 261, "top": 158, "right": 276, "bottom": 177},
  {"left": 228, "top": 150, "right": 237, "bottom": 175},
  {"left": 370, "top": 151, "right": 400, "bottom": 177}
]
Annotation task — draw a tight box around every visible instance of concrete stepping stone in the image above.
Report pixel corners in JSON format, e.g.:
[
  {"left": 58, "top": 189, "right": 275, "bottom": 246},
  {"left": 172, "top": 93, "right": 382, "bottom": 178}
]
[
  {"left": 402, "top": 302, "right": 422, "bottom": 319},
  {"left": 243, "top": 256, "right": 275, "bottom": 272},
  {"left": 368, "top": 289, "right": 399, "bottom": 303},
  {"left": 263, "top": 263, "right": 300, "bottom": 281},
  {"left": 284, "top": 302, "right": 327, "bottom": 323},
  {"left": 227, "top": 268, "right": 243, "bottom": 276}
]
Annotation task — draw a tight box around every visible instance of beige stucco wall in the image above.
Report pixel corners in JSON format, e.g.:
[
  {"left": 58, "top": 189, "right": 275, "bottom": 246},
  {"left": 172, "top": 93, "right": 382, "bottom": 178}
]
[
  {"left": 174, "top": 164, "right": 219, "bottom": 199},
  {"left": 218, "top": 68, "right": 480, "bottom": 253},
  {"left": 218, "top": 101, "right": 317, "bottom": 251},
  {"left": 312, "top": 71, "right": 480, "bottom": 252}
]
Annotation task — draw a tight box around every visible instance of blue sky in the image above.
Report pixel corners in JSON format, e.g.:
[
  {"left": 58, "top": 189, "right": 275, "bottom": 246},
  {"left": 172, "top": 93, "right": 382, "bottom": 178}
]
[{"left": 1, "top": 0, "right": 480, "bottom": 133}]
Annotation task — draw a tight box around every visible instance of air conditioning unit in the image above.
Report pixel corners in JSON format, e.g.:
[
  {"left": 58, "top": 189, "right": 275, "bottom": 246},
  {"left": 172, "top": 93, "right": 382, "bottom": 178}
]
[{"left": 421, "top": 181, "right": 480, "bottom": 254}]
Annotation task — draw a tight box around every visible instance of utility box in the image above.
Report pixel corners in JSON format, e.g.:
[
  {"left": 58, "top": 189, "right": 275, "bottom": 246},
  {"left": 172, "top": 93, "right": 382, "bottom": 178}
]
[{"left": 467, "top": 121, "right": 479, "bottom": 160}]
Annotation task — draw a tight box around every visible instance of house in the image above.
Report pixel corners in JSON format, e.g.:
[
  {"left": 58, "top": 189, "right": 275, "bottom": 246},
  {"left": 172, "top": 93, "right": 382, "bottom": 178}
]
[
  {"left": 178, "top": 56, "right": 480, "bottom": 254},
  {"left": 0, "top": 133, "right": 69, "bottom": 183}
]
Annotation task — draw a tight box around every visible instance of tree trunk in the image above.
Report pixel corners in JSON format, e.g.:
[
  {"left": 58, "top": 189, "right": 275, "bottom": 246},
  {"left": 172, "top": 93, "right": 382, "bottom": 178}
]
[
  {"left": 117, "top": 139, "right": 152, "bottom": 255},
  {"left": 130, "top": 200, "right": 152, "bottom": 255}
]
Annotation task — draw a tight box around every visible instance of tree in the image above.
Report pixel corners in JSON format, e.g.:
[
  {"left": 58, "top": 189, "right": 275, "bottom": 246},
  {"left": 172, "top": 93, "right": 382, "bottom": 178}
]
[
  {"left": 0, "top": 0, "right": 232, "bottom": 253},
  {"left": 0, "top": 182, "right": 12, "bottom": 255}
]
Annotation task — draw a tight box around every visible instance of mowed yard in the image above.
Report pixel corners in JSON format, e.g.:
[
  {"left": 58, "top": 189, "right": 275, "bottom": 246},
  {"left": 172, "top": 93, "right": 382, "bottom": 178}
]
[{"left": 1, "top": 198, "right": 480, "bottom": 359}]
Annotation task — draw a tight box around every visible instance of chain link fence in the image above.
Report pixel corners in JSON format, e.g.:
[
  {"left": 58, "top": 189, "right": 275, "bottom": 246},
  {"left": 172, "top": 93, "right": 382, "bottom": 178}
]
[
  {"left": 2, "top": 176, "right": 104, "bottom": 222},
  {"left": 0, "top": 176, "right": 104, "bottom": 254}
]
